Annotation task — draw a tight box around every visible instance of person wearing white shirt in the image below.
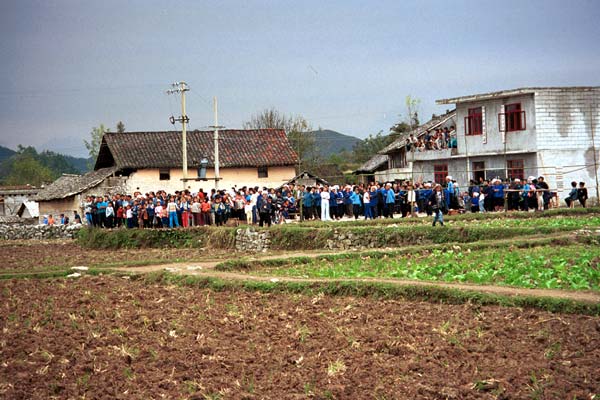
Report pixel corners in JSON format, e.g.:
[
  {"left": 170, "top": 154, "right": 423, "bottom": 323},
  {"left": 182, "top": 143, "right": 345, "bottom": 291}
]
[{"left": 320, "top": 186, "right": 331, "bottom": 221}]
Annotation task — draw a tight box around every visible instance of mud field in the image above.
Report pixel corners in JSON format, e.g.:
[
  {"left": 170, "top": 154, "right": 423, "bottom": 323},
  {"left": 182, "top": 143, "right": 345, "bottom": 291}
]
[
  {"left": 0, "top": 241, "right": 226, "bottom": 272},
  {"left": 1, "top": 276, "right": 598, "bottom": 399}
]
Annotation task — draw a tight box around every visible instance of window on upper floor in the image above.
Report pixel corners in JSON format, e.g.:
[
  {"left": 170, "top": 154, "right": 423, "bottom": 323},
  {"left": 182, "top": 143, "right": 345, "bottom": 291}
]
[
  {"left": 258, "top": 166, "right": 269, "bottom": 178},
  {"left": 464, "top": 107, "right": 483, "bottom": 135},
  {"left": 434, "top": 164, "right": 448, "bottom": 185},
  {"left": 500, "top": 103, "right": 526, "bottom": 132}
]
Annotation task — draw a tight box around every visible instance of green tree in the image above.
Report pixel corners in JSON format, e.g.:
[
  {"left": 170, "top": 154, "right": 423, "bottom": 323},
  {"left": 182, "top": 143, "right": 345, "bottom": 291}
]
[
  {"left": 351, "top": 131, "right": 395, "bottom": 164},
  {"left": 5, "top": 153, "right": 54, "bottom": 186},
  {"left": 84, "top": 124, "right": 109, "bottom": 168},
  {"left": 243, "top": 108, "right": 316, "bottom": 172},
  {"left": 116, "top": 121, "right": 125, "bottom": 133}
]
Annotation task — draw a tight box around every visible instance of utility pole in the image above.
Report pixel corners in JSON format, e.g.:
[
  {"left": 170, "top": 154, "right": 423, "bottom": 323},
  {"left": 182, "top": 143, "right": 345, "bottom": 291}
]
[
  {"left": 590, "top": 102, "right": 600, "bottom": 204},
  {"left": 209, "top": 97, "right": 225, "bottom": 191},
  {"left": 167, "top": 82, "right": 190, "bottom": 189}
]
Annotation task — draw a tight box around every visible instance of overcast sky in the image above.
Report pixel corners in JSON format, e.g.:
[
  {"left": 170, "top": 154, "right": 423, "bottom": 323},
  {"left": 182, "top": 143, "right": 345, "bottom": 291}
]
[{"left": 1, "top": 0, "right": 599, "bottom": 157}]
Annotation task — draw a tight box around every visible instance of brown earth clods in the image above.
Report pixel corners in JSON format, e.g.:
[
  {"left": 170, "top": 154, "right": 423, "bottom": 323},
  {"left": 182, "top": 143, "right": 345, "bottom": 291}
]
[
  {"left": 0, "top": 241, "right": 226, "bottom": 272},
  {"left": 1, "top": 276, "right": 599, "bottom": 399}
]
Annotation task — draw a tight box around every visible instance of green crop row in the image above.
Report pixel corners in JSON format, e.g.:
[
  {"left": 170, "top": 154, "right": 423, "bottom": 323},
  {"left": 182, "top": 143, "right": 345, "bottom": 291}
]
[{"left": 249, "top": 244, "right": 600, "bottom": 291}]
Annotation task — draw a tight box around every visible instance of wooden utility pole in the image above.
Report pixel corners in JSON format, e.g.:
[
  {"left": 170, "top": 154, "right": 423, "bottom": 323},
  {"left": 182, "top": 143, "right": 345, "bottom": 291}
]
[{"left": 167, "top": 82, "right": 190, "bottom": 188}]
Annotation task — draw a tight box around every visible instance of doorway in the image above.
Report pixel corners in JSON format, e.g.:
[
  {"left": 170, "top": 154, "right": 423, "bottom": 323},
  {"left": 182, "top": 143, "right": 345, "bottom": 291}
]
[{"left": 472, "top": 161, "right": 485, "bottom": 183}]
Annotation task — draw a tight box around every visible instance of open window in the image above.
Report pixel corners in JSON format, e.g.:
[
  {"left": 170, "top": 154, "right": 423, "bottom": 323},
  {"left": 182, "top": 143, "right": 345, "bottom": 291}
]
[{"left": 159, "top": 168, "right": 170, "bottom": 181}]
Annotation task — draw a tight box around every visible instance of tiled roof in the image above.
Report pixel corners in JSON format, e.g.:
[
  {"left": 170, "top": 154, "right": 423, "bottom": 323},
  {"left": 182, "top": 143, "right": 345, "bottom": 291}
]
[
  {"left": 95, "top": 129, "right": 299, "bottom": 170},
  {"left": 379, "top": 110, "right": 456, "bottom": 154},
  {"left": 34, "top": 167, "right": 117, "bottom": 201},
  {"left": 354, "top": 154, "right": 388, "bottom": 174}
]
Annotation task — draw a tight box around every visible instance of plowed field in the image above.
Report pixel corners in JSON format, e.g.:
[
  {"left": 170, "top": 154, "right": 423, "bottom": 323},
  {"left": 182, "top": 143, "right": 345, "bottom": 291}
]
[{"left": 1, "top": 276, "right": 599, "bottom": 399}]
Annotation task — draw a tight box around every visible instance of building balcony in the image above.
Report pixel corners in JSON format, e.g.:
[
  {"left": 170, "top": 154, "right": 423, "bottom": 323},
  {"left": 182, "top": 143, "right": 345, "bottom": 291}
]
[{"left": 407, "top": 148, "right": 454, "bottom": 161}]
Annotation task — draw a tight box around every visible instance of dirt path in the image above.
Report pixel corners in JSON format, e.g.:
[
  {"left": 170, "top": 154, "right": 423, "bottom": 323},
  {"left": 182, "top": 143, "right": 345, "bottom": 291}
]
[{"left": 112, "top": 251, "right": 600, "bottom": 304}]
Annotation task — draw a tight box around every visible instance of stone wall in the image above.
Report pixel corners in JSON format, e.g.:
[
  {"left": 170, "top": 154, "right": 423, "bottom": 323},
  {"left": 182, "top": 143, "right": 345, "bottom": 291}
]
[
  {"left": 235, "top": 227, "right": 271, "bottom": 252},
  {"left": 0, "top": 224, "right": 83, "bottom": 240}
]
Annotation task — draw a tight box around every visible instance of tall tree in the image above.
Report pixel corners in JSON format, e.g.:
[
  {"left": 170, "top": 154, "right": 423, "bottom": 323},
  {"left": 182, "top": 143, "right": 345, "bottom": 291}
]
[
  {"left": 116, "top": 121, "right": 125, "bottom": 133},
  {"left": 84, "top": 124, "right": 109, "bottom": 168},
  {"left": 4, "top": 152, "right": 54, "bottom": 186},
  {"left": 352, "top": 131, "right": 395, "bottom": 164},
  {"left": 243, "top": 108, "right": 316, "bottom": 171}
]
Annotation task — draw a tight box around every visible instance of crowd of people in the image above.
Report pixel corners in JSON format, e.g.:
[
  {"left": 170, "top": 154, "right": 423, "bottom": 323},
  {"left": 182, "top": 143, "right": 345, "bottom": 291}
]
[
  {"left": 405, "top": 126, "right": 457, "bottom": 153},
  {"left": 42, "top": 175, "right": 589, "bottom": 229}
]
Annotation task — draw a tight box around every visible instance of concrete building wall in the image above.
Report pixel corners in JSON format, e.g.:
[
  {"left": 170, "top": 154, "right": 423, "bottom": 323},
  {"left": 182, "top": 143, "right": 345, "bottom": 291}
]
[
  {"left": 455, "top": 94, "right": 537, "bottom": 156},
  {"left": 125, "top": 166, "right": 297, "bottom": 194},
  {"left": 534, "top": 88, "right": 600, "bottom": 201},
  {"left": 413, "top": 153, "right": 538, "bottom": 187},
  {"left": 38, "top": 197, "right": 79, "bottom": 223}
]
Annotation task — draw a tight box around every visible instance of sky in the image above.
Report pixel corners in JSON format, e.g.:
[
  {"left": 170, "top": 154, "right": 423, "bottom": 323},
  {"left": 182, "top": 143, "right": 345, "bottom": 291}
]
[{"left": 1, "top": 0, "right": 599, "bottom": 158}]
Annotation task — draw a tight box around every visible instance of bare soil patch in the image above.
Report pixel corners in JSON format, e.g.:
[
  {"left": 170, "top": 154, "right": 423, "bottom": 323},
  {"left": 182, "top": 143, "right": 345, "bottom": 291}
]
[
  {"left": 1, "top": 276, "right": 599, "bottom": 399},
  {"left": 0, "top": 240, "right": 230, "bottom": 272}
]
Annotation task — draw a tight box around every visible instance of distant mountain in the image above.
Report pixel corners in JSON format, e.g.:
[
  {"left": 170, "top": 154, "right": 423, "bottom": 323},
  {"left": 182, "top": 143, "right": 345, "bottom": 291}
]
[
  {"left": 312, "top": 129, "right": 363, "bottom": 158},
  {"left": 0, "top": 145, "right": 16, "bottom": 163}
]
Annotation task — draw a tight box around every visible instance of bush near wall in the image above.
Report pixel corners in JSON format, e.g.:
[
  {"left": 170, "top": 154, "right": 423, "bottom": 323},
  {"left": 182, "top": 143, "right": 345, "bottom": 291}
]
[{"left": 76, "top": 227, "right": 236, "bottom": 249}]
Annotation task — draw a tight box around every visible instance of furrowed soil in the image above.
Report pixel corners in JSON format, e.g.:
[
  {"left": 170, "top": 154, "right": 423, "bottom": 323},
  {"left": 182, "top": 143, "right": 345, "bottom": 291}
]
[
  {"left": 0, "top": 241, "right": 230, "bottom": 272},
  {"left": 1, "top": 276, "right": 599, "bottom": 399}
]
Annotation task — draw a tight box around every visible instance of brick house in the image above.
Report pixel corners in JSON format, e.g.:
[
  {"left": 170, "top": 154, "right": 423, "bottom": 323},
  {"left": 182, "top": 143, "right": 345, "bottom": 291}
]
[
  {"left": 378, "top": 87, "right": 599, "bottom": 202},
  {"left": 93, "top": 129, "right": 298, "bottom": 194},
  {"left": 34, "top": 129, "right": 298, "bottom": 221}
]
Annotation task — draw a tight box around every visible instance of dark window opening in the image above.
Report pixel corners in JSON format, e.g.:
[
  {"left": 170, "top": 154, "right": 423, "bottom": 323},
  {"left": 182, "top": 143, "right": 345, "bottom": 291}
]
[
  {"left": 507, "top": 159, "right": 524, "bottom": 181},
  {"left": 464, "top": 107, "right": 483, "bottom": 136},
  {"left": 434, "top": 164, "right": 448, "bottom": 185},
  {"left": 258, "top": 166, "right": 268, "bottom": 178},
  {"left": 472, "top": 161, "right": 485, "bottom": 182},
  {"left": 159, "top": 169, "right": 170, "bottom": 181}
]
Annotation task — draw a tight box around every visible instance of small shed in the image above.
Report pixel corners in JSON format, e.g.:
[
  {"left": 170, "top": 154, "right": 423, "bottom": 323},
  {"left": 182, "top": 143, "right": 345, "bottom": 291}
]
[
  {"left": 282, "top": 171, "right": 330, "bottom": 188},
  {"left": 17, "top": 201, "right": 39, "bottom": 218}
]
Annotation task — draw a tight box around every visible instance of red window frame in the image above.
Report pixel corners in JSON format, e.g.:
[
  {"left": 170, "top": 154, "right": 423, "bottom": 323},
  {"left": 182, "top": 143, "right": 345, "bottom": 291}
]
[
  {"left": 464, "top": 107, "right": 483, "bottom": 136},
  {"left": 499, "top": 103, "right": 526, "bottom": 132},
  {"left": 507, "top": 159, "right": 524, "bottom": 181},
  {"left": 434, "top": 164, "right": 448, "bottom": 185}
]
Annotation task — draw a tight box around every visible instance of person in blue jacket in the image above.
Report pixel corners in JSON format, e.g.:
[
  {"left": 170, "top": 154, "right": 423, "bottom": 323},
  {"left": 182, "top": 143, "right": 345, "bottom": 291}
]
[
  {"left": 369, "top": 185, "right": 379, "bottom": 218},
  {"left": 492, "top": 178, "right": 505, "bottom": 211},
  {"left": 312, "top": 188, "right": 321, "bottom": 220},
  {"left": 385, "top": 183, "right": 395, "bottom": 218},
  {"left": 302, "top": 187, "right": 313, "bottom": 220},
  {"left": 350, "top": 187, "right": 362, "bottom": 219},
  {"left": 343, "top": 186, "right": 353, "bottom": 218}
]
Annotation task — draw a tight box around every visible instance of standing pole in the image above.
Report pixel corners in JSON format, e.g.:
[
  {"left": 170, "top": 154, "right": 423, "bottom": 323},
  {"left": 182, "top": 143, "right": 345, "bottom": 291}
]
[
  {"left": 181, "top": 83, "right": 188, "bottom": 188},
  {"left": 214, "top": 96, "right": 220, "bottom": 191},
  {"left": 166, "top": 81, "right": 190, "bottom": 189},
  {"left": 590, "top": 102, "right": 600, "bottom": 204}
]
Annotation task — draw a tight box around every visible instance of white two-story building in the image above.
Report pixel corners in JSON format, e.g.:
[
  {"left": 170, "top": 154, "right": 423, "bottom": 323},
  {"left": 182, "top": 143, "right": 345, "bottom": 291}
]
[{"left": 381, "top": 87, "right": 599, "bottom": 202}]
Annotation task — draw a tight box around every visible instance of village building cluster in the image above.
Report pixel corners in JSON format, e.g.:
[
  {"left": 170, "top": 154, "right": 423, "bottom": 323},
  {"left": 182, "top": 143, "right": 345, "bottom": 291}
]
[{"left": 26, "top": 86, "right": 600, "bottom": 226}]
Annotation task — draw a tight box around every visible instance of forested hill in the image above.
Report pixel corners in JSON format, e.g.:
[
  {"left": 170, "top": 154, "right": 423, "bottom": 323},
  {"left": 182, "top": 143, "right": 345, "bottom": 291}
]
[
  {"left": 312, "top": 129, "right": 363, "bottom": 157},
  {"left": 0, "top": 145, "right": 90, "bottom": 186},
  {"left": 0, "top": 145, "right": 16, "bottom": 163}
]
